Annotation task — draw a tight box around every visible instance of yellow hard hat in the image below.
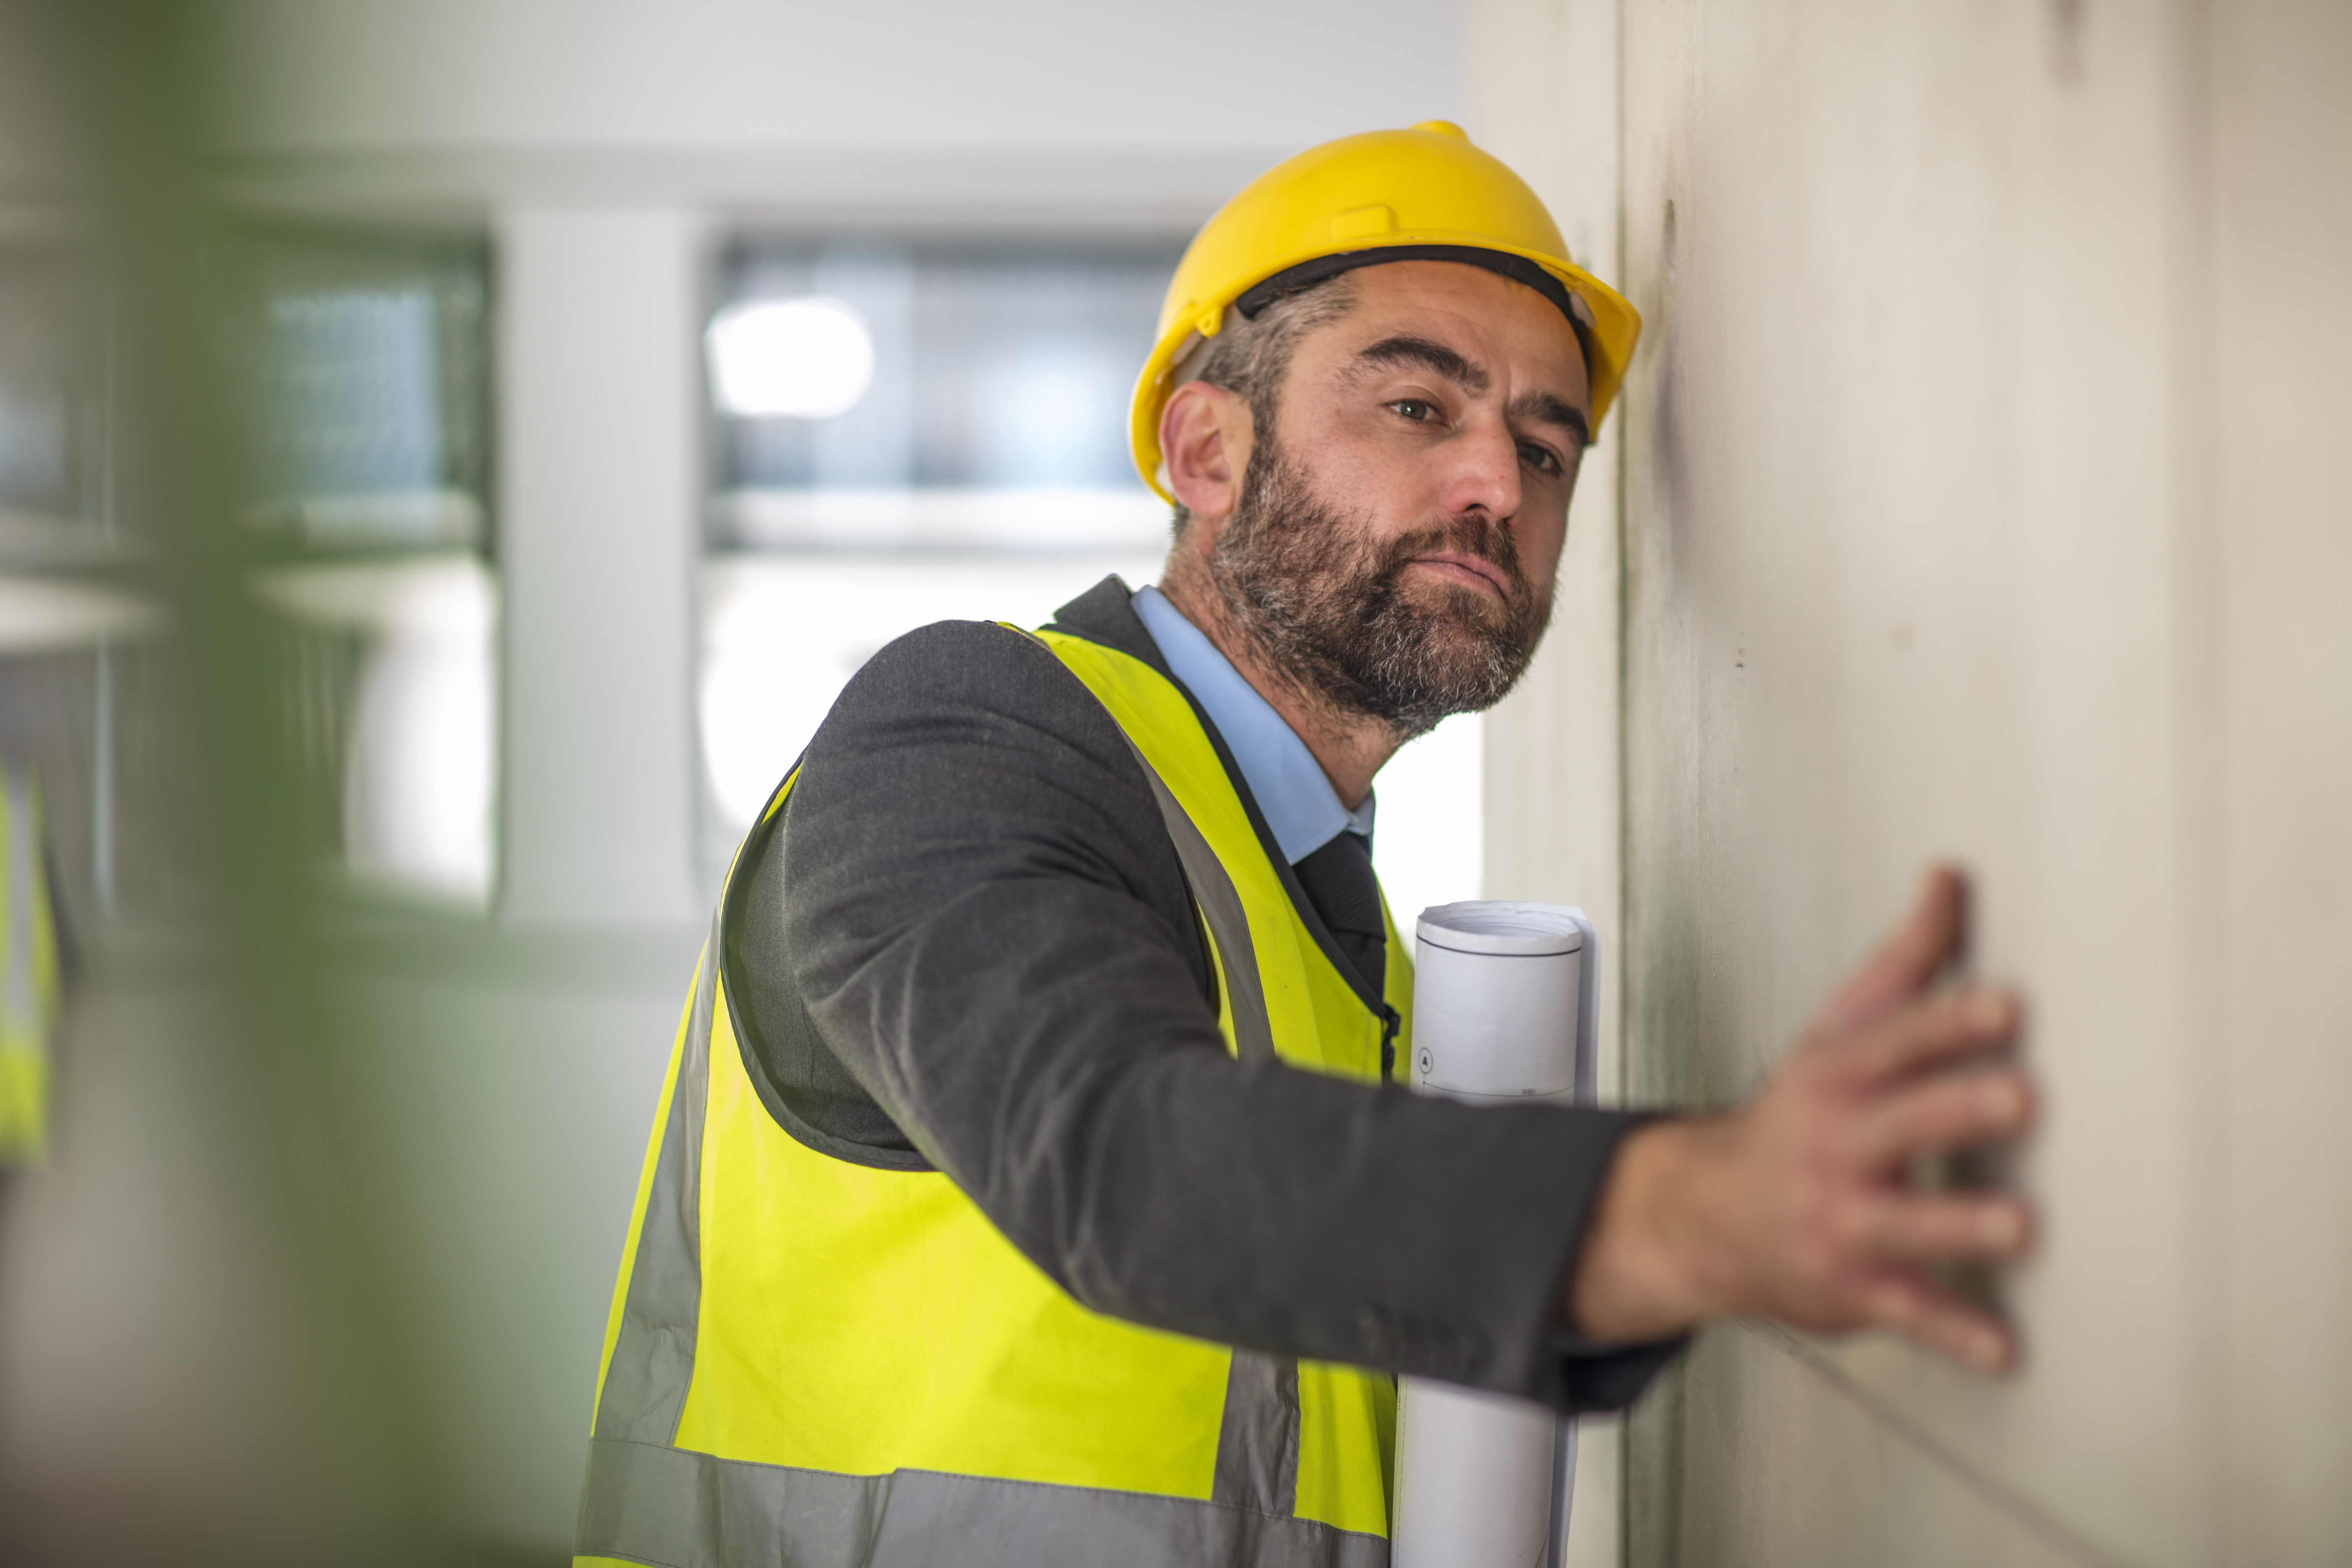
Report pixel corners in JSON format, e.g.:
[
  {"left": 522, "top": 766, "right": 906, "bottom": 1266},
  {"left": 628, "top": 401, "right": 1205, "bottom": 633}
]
[{"left": 1130, "top": 121, "right": 1640, "bottom": 501}]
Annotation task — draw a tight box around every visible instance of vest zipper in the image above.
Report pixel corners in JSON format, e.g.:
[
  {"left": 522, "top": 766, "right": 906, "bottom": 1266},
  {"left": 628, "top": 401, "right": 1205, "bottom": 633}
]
[{"left": 1379, "top": 1003, "right": 1402, "bottom": 1084}]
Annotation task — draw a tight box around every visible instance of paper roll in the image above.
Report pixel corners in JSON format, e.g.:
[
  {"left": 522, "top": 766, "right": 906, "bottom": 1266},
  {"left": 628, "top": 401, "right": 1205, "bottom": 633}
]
[{"left": 1392, "top": 901, "right": 1597, "bottom": 1568}]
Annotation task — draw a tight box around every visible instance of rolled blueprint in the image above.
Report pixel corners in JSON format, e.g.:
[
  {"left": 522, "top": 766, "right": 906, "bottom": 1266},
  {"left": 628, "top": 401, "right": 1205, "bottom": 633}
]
[{"left": 1392, "top": 901, "right": 1598, "bottom": 1568}]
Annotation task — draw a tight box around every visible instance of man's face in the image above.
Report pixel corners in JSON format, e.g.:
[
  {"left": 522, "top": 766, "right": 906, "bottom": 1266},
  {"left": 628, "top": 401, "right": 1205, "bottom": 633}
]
[{"left": 1201, "top": 260, "right": 1591, "bottom": 734}]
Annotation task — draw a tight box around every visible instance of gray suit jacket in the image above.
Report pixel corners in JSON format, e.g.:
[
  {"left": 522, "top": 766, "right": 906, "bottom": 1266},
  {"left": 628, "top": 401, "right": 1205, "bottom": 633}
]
[{"left": 725, "top": 576, "right": 1680, "bottom": 1411}]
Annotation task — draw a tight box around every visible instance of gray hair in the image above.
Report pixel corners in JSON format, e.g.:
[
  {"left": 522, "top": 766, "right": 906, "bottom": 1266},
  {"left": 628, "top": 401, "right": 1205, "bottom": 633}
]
[{"left": 1166, "top": 272, "right": 1359, "bottom": 538}]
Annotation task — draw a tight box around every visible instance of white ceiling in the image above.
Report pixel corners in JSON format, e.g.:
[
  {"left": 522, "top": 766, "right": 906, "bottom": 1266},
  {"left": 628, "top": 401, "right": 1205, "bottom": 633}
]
[{"left": 206, "top": 0, "right": 1467, "bottom": 225}]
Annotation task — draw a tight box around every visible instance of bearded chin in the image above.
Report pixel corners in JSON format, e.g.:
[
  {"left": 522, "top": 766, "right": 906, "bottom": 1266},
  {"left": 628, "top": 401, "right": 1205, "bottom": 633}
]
[{"left": 1207, "top": 437, "right": 1554, "bottom": 737}]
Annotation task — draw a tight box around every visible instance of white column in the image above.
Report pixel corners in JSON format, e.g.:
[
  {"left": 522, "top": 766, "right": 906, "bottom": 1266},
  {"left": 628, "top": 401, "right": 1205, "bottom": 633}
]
[{"left": 495, "top": 208, "right": 704, "bottom": 927}]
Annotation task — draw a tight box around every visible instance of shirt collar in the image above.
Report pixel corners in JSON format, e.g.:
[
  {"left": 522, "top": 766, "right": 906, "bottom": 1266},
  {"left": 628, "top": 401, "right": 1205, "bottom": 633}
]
[{"left": 1131, "top": 583, "right": 1375, "bottom": 865}]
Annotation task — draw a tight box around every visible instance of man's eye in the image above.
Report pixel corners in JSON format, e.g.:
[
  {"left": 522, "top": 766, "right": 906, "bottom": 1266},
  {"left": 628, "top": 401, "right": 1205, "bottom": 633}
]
[
  {"left": 1389, "top": 399, "right": 1434, "bottom": 422},
  {"left": 1520, "top": 441, "right": 1562, "bottom": 475}
]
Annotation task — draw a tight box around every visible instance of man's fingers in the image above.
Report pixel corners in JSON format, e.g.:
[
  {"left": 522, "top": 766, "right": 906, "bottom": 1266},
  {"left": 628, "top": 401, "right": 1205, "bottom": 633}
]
[
  {"left": 1848, "top": 1067, "right": 2034, "bottom": 1167},
  {"left": 1859, "top": 1271, "right": 2018, "bottom": 1374},
  {"left": 1830, "top": 986, "right": 2021, "bottom": 1088},
  {"left": 1838, "top": 1192, "right": 2034, "bottom": 1264},
  {"left": 1815, "top": 866, "right": 1968, "bottom": 1031}
]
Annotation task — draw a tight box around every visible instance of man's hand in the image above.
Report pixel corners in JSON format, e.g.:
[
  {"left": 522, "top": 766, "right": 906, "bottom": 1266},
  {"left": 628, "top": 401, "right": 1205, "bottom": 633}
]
[{"left": 1569, "top": 867, "right": 2035, "bottom": 1372}]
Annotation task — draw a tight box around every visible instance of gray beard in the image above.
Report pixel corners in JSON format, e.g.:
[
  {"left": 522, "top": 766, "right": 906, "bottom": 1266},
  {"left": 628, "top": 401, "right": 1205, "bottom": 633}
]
[{"left": 1205, "top": 431, "right": 1554, "bottom": 737}]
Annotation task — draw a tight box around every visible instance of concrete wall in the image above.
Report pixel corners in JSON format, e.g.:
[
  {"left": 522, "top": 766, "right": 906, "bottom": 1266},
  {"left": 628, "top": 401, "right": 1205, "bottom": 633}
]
[
  {"left": 1479, "top": 0, "right": 2352, "bottom": 1563},
  {"left": 2207, "top": 6, "right": 2352, "bottom": 1556}
]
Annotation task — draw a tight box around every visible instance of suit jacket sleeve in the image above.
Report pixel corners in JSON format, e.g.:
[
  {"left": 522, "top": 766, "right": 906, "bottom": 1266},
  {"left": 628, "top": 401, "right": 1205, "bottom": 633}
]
[{"left": 766, "top": 617, "right": 1681, "bottom": 1411}]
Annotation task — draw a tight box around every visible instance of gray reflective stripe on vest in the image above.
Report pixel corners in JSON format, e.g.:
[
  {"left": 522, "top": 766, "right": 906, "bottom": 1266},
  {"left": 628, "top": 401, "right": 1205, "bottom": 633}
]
[
  {"left": 1215, "top": 1349, "right": 1300, "bottom": 1517},
  {"left": 579, "top": 1437, "right": 1386, "bottom": 1568},
  {"left": 1113, "top": 735, "right": 1309, "bottom": 1523},
  {"left": 1112, "top": 733, "right": 1278, "bottom": 1070},
  {"left": 1005, "top": 618, "right": 1280, "bottom": 1068},
  {"left": 589, "top": 909, "right": 723, "bottom": 1447}
]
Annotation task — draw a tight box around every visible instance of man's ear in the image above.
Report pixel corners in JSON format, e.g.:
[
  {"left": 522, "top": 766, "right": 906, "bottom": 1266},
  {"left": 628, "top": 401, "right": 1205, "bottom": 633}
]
[{"left": 1161, "top": 381, "right": 1251, "bottom": 524}]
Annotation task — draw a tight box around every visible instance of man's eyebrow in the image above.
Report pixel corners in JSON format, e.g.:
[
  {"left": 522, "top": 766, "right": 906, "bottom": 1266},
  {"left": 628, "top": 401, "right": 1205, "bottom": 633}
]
[
  {"left": 1352, "top": 334, "right": 1490, "bottom": 394},
  {"left": 1354, "top": 334, "right": 1591, "bottom": 447},
  {"left": 1510, "top": 388, "right": 1592, "bottom": 449}
]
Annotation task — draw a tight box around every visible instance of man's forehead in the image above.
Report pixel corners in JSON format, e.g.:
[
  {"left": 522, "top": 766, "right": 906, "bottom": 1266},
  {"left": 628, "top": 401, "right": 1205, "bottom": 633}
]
[{"left": 1325, "top": 261, "right": 1591, "bottom": 402}]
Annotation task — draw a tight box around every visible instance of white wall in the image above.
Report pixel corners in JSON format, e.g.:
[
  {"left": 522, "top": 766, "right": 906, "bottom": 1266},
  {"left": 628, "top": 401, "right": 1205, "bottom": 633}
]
[{"left": 1478, "top": 1, "right": 2352, "bottom": 1563}]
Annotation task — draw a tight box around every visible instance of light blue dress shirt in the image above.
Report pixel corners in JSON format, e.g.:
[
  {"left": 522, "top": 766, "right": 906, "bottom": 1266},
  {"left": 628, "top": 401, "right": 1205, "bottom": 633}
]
[{"left": 1131, "top": 584, "right": 1376, "bottom": 866}]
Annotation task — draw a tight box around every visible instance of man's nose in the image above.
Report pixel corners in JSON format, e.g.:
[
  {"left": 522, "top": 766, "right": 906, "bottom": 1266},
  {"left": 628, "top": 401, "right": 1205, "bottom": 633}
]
[{"left": 1437, "top": 417, "right": 1523, "bottom": 522}]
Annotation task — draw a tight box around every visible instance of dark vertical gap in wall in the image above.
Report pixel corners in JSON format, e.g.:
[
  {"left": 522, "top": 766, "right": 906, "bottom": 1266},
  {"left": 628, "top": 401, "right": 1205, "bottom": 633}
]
[
  {"left": 1604, "top": 2, "right": 1664, "bottom": 1563},
  {"left": 1609, "top": 0, "right": 1631, "bottom": 1123},
  {"left": 2165, "top": 0, "right": 2231, "bottom": 1558}
]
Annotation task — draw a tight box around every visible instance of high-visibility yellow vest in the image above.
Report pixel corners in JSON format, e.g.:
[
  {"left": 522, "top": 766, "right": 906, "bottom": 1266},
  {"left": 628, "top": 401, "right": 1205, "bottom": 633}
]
[
  {"left": 577, "top": 625, "right": 1414, "bottom": 1568},
  {"left": 0, "top": 767, "right": 58, "bottom": 1170}
]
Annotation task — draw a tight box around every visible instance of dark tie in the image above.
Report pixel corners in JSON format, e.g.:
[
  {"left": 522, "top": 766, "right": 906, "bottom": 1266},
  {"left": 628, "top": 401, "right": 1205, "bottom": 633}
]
[{"left": 1291, "top": 830, "right": 1386, "bottom": 1000}]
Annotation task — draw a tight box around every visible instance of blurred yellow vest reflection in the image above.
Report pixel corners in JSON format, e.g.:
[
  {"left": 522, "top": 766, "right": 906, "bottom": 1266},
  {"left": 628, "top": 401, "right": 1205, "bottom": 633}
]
[{"left": 0, "top": 768, "right": 58, "bottom": 1171}]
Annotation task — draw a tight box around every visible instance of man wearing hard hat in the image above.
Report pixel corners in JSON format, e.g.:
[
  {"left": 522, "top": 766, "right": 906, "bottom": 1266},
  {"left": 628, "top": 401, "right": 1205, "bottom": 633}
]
[{"left": 575, "top": 125, "right": 2034, "bottom": 1568}]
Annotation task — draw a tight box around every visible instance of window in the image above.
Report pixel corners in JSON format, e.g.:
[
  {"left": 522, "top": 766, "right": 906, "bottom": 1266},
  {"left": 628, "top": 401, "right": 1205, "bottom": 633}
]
[
  {"left": 0, "top": 242, "right": 150, "bottom": 930},
  {"left": 231, "top": 230, "right": 499, "bottom": 908},
  {"left": 697, "top": 237, "right": 1176, "bottom": 870},
  {"left": 696, "top": 233, "right": 1481, "bottom": 922}
]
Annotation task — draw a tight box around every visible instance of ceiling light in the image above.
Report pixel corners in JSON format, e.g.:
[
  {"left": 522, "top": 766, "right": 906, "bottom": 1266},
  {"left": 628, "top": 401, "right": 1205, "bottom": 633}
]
[{"left": 706, "top": 295, "right": 874, "bottom": 419}]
